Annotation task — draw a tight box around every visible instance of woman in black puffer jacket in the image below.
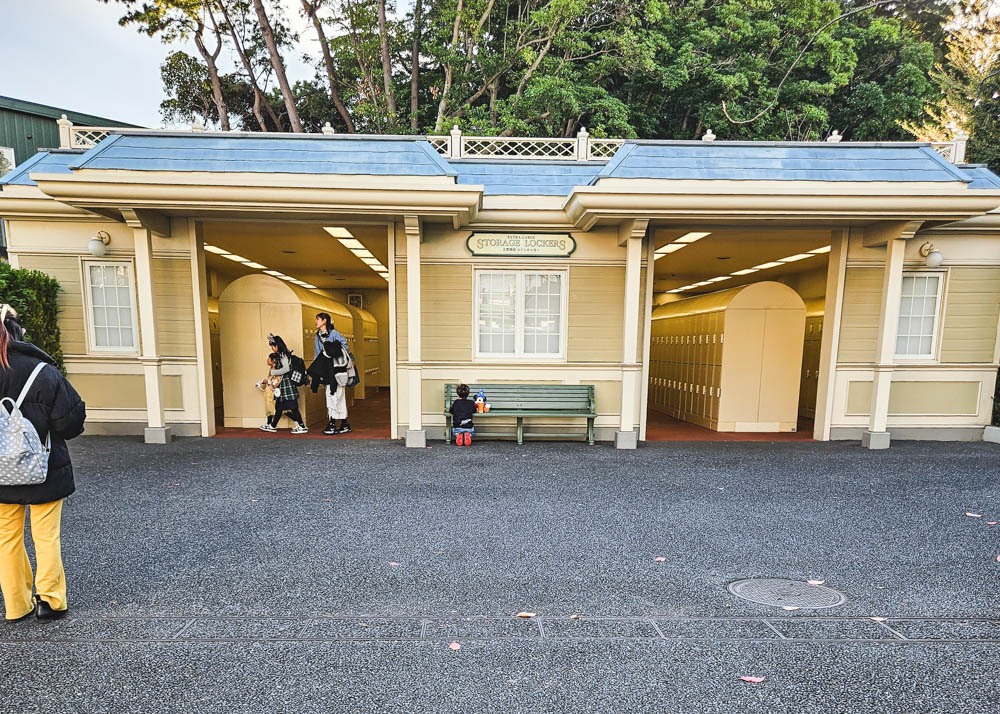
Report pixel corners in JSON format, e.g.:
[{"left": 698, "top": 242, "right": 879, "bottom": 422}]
[{"left": 0, "top": 306, "right": 85, "bottom": 622}]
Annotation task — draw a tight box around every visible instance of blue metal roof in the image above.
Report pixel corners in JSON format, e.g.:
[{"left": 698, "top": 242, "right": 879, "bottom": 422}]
[
  {"left": 450, "top": 160, "right": 603, "bottom": 195},
  {"left": 0, "top": 150, "right": 78, "bottom": 186},
  {"left": 958, "top": 164, "right": 1000, "bottom": 190},
  {"left": 3, "top": 135, "right": 989, "bottom": 195},
  {"left": 597, "top": 142, "right": 971, "bottom": 183},
  {"left": 67, "top": 133, "right": 456, "bottom": 177}
]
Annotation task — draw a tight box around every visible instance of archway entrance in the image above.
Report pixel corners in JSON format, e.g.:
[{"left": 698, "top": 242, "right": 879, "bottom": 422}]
[
  {"left": 644, "top": 226, "right": 832, "bottom": 442},
  {"left": 201, "top": 220, "right": 392, "bottom": 439}
]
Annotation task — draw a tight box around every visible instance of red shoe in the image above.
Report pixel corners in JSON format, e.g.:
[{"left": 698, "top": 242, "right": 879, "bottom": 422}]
[
  {"left": 464, "top": 433, "right": 473, "bottom": 446},
  {"left": 455, "top": 433, "right": 465, "bottom": 446}
]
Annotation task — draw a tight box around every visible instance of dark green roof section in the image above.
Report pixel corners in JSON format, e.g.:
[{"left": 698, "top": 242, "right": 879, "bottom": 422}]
[{"left": 0, "top": 96, "right": 141, "bottom": 128}]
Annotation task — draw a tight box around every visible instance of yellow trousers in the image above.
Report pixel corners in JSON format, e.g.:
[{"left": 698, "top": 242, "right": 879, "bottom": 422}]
[{"left": 0, "top": 500, "right": 67, "bottom": 620}]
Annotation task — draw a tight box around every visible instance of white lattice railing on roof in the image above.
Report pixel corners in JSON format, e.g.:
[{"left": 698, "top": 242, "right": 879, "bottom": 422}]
[
  {"left": 70, "top": 128, "right": 113, "bottom": 148},
  {"left": 427, "top": 126, "right": 618, "bottom": 161},
  {"left": 588, "top": 138, "right": 625, "bottom": 160},
  {"left": 930, "top": 140, "right": 968, "bottom": 164},
  {"left": 463, "top": 136, "right": 577, "bottom": 159}
]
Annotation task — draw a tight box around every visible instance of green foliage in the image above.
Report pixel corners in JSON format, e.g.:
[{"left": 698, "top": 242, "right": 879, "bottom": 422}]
[
  {"left": 0, "top": 152, "right": 10, "bottom": 177},
  {"left": 968, "top": 64, "right": 1000, "bottom": 172},
  {"left": 0, "top": 263, "right": 64, "bottom": 370},
  {"left": 133, "top": 0, "right": 986, "bottom": 146}
]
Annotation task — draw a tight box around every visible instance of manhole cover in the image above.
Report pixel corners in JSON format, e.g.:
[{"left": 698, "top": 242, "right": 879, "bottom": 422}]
[{"left": 728, "top": 578, "right": 846, "bottom": 609}]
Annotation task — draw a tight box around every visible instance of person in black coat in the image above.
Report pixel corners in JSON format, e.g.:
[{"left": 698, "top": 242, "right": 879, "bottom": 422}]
[{"left": 0, "top": 306, "right": 86, "bottom": 622}]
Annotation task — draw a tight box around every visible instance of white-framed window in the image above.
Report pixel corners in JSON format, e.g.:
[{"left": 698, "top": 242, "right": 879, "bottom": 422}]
[
  {"left": 84, "top": 261, "right": 138, "bottom": 352},
  {"left": 475, "top": 270, "right": 566, "bottom": 358},
  {"left": 895, "top": 272, "right": 943, "bottom": 359}
]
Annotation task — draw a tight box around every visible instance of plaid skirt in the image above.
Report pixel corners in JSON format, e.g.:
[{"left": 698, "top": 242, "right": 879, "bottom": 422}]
[{"left": 274, "top": 376, "right": 299, "bottom": 404}]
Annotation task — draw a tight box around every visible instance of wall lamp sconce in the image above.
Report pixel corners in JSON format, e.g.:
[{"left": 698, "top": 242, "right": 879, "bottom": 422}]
[
  {"left": 88, "top": 231, "right": 111, "bottom": 257},
  {"left": 919, "top": 241, "right": 943, "bottom": 268}
]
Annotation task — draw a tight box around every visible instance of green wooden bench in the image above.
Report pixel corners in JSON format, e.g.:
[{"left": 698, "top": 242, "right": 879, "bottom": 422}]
[{"left": 444, "top": 383, "right": 596, "bottom": 445}]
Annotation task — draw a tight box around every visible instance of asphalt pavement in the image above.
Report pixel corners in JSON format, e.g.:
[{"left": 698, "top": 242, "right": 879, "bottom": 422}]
[{"left": 1, "top": 436, "right": 998, "bottom": 713}]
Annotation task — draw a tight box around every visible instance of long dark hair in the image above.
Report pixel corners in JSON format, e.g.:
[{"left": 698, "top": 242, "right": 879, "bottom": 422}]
[
  {"left": 0, "top": 316, "right": 9, "bottom": 369},
  {"left": 316, "top": 312, "right": 333, "bottom": 333},
  {"left": 268, "top": 333, "right": 290, "bottom": 356},
  {"left": 0, "top": 305, "right": 22, "bottom": 369}
]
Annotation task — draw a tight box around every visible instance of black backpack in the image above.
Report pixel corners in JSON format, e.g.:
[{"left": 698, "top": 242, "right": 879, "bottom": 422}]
[{"left": 288, "top": 353, "right": 308, "bottom": 387}]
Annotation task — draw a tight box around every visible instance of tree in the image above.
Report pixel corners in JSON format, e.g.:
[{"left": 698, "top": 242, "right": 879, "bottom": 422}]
[
  {"left": 0, "top": 153, "right": 10, "bottom": 178},
  {"left": 101, "top": 0, "right": 231, "bottom": 130},
  {"left": 109, "top": 0, "right": 968, "bottom": 144},
  {"left": 901, "top": 0, "right": 1000, "bottom": 168},
  {"left": 251, "top": 0, "right": 303, "bottom": 130}
]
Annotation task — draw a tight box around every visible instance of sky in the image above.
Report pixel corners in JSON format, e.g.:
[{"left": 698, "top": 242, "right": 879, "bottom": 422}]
[{"left": 0, "top": 0, "right": 317, "bottom": 128}]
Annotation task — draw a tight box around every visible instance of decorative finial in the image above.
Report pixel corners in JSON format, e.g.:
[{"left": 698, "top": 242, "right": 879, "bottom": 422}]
[
  {"left": 321, "top": 122, "right": 335, "bottom": 135},
  {"left": 702, "top": 128, "right": 716, "bottom": 142},
  {"left": 827, "top": 130, "right": 842, "bottom": 143}
]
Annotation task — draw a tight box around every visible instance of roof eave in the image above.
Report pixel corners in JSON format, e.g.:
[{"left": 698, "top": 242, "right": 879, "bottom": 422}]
[{"left": 564, "top": 182, "right": 1000, "bottom": 230}]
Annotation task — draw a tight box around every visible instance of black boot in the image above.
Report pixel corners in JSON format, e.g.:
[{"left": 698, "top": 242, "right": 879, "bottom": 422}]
[
  {"left": 336, "top": 421, "right": 352, "bottom": 434},
  {"left": 322, "top": 418, "right": 337, "bottom": 435},
  {"left": 35, "top": 598, "right": 68, "bottom": 621}
]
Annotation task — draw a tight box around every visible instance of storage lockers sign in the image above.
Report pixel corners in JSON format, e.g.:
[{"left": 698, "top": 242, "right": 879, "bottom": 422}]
[{"left": 467, "top": 232, "right": 576, "bottom": 257}]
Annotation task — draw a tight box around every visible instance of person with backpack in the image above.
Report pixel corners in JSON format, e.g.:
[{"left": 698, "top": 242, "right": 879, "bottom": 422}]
[
  {"left": 320, "top": 339, "right": 353, "bottom": 435},
  {"left": 259, "top": 334, "right": 307, "bottom": 434},
  {"left": 0, "top": 305, "right": 86, "bottom": 622},
  {"left": 313, "top": 314, "right": 354, "bottom": 436}
]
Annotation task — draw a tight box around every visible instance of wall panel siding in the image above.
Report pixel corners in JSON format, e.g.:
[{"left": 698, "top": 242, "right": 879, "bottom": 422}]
[
  {"left": 568, "top": 266, "right": 625, "bottom": 362},
  {"left": 940, "top": 267, "right": 1000, "bottom": 363},
  {"left": 837, "top": 267, "right": 881, "bottom": 363},
  {"left": 395, "top": 263, "right": 408, "bottom": 361},
  {"left": 152, "top": 258, "right": 196, "bottom": 357},
  {"left": 16, "top": 254, "right": 87, "bottom": 355},
  {"left": 422, "top": 264, "right": 473, "bottom": 361}
]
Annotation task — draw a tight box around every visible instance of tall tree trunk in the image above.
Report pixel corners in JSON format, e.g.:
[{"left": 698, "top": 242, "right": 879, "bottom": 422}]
[
  {"left": 301, "top": 0, "right": 355, "bottom": 132},
  {"left": 193, "top": 15, "right": 229, "bottom": 130},
  {"left": 410, "top": 0, "right": 422, "bottom": 131},
  {"left": 377, "top": 0, "right": 397, "bottom": 119},
  {"left": 434, "top": 0, "right": 463, "bottom": 133},
  {"left": 219, "top": 0, "right": 283, "bottom": 131},
  {"left": 251, "top": 0, "right": 303, "bottom": 132}
]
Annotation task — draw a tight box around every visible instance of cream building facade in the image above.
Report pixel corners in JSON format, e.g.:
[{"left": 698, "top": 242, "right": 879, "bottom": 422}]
[{"left": 1, "top": 123, "right": 998, "bottom": 449}]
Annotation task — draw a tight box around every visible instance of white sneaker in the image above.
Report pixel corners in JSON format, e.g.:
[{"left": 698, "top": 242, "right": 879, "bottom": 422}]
[
  {"left": 259, "top": 424, "right": 277, "bottom": 432},
  {"left": 291, "top": 424, "right": 309, "bottom": 434}
]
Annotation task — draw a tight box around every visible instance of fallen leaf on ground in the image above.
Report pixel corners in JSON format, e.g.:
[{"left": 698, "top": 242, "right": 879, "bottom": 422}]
[
  {"left": 250, "top": 499, "right": 259, "bottom": 502},
  {"left": 739, "top": 676, "right": 765, "bottom": 683},
  {"left": 516, "top": 612, "right": 537, "bottom": 618},
  {"left": 168, "top": 483, "right": 181, "bottom": 487},
  {"left": 654, "top": 557, "right": 666, "bottom": 563},
  {"left": 987, "top": 522, "right": 998, "bottom": 526},
  {"left": 570, "top": 615, "right": 580, "bottom": 620},
  {"left": 389, "top": 562, "right": 400, "bottom": 567},
  {"left": 996, "top": 555, "right": 1000, "bottom": 563},
  {"left": 965, "top": 512, "right": 982, "bottom": 518},
  {"left": 357, "top": 622, "right": 370, "bottom": 627},
  {"left": 807, "top": 580, "right": 825, "bottom": 585},
  {"left": 870, "top": 617, "right": 888, "bottom": 622},
  {"left": 449, "top": 642, "right": 461, "bottom": 650},
  {"left": 781, "top": 606, "right": 799, "bottom": 611},
  {"left": 323, "top": 499, "right": 332, "bottom": 502}
]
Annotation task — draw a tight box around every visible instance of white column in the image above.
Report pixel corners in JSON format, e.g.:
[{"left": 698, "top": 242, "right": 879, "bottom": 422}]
[
  {"left": 186, "top": 219, "right": 215, "bottom": 437},
  {"left": 132, "top": 225, "right": 171, "bottom": 443},
  {"left": 813, "top": 229, "right": 848, "bottom": 441},
  {"left": 404, "top": 215, "right": 425, "bottom": 447},
  {"left": 388, "top": 221, "right": 399, "bottom": 440},
  {"left": 863, "top": 237, "right": 906, "bottom": 449},
  {"left": 637, "top": 235, "right": 655, "bottom": 442},
  {"left": 616, "top": 219, "right": 647, "bottom": 449}
]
